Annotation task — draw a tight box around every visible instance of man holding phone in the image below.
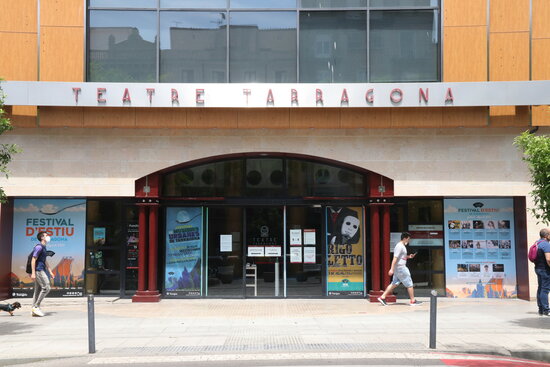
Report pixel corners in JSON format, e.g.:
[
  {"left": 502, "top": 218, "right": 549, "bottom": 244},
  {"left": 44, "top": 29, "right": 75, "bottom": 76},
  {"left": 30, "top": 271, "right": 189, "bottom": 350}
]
[{"left": 378, "top": 232, "right": 423, "bottom": 306}]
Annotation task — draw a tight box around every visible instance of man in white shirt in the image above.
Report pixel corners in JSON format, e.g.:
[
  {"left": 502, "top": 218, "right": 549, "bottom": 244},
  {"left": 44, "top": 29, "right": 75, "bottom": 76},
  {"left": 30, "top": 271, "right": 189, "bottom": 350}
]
[{"left": 378, "top": 232, "right": 422, "bottom": 306}]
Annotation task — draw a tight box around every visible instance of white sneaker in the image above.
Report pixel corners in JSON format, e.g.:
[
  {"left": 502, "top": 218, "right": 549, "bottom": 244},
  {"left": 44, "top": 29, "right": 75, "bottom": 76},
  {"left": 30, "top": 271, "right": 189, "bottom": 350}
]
[{"left": 32, "top": 307, "right": 45, "bottom": 317}]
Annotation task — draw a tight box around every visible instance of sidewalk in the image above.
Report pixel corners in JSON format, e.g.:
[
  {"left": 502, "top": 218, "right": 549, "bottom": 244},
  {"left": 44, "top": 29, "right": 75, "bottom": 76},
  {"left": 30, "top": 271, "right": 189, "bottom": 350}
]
[{"left": 0, "top": 296, "right": 549, "bottom": 364}]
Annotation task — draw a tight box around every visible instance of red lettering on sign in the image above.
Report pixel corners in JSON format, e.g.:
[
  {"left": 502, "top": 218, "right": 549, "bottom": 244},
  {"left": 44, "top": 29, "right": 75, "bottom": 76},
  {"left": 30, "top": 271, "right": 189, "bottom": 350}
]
[
  {"left": 243, "top": 89, "right": 251, "bottom": 105},
  {"left": 390, "top": 88, "right": 403, "bottom": 103},
  {"left": 291, "top": 89, "right": 298, "bottom": 104},
  {"left": 171, "top": 88, "right": 179, "bottom": 103},
  {"left": 419, "top": 88, "right": 429, "bottom": 103},
  {"left": 366, "top": 88, "right": 374, "bottom": 104},
  {"left": 146, "top": 88, "right": 155, "bottom": 103},
  {"left": 72, "top": 88, "right": 81, "bottom": 104},
  {"left": 196, "top": 89, "right": 204, "bottom": 104},
  {"left": 267, "top": 89, "right": 274, "bottom": 104},
  {"left": 445, "top": 88, "right": 454, "bottom": 103},
  {"left": 316, "top": 89, "right": 323, "bottom": 105},
  {"left": 341, "top": 89, "right": 349, "bottom": 104},
  {"left": 97, "top": 88, "right": 106, "bottom": 103},
  {"left": 122, "top": 88, "right": 131, "bottom": 103}
]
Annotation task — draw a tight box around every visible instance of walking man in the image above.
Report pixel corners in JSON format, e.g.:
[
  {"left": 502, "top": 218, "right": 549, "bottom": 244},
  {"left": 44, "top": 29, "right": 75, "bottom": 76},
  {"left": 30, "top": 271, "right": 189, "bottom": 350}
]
[
  {"left": 535, "top": 228, "right": 550, "bottom": 316},
  {"left": 378, "top": 232, "right": 422, "bottom": 306},
  {"left": 31, "top": 231, "right": 54, "bottom": 317}
]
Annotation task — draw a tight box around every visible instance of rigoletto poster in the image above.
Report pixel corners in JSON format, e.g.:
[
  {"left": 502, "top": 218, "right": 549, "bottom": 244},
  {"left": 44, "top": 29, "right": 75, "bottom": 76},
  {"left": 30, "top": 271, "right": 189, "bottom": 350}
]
[
  {"left": 326, "top": 206, "right": 364, "bottom": 296},
  {"left": 164, "top": 207, "right": 203, "bottom": 297},
  {"left": 444, "top": 198, "right": 517, "bottom": 298},
  {"left": 11, "top": 199, "right": 86, "bottom": 297}
]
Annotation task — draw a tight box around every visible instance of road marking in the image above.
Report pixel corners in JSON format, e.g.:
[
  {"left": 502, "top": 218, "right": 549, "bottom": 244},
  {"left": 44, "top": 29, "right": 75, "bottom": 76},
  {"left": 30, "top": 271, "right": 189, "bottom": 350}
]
[{"left": 87, "top": 352, "right": 544, "bottom": 365}]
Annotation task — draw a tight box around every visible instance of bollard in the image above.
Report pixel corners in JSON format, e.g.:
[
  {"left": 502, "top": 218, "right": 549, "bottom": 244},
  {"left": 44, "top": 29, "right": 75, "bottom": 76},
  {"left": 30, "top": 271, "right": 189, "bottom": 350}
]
[
  {"left": 429, "top": 289, "right": 437, "bottom": 349},
  {"left": 88, "top": 294, "right": 96, "bottom": 354}
]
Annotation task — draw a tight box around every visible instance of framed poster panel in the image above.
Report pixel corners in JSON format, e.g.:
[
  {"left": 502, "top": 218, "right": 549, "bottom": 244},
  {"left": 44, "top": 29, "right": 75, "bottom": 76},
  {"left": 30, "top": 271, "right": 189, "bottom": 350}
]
[
  {"left": 444, "top": 198, "right": 517, "bottom": 298},
  {"left": 165, "top": 207, "right": 203, "bottom": 297},
  {"left": 11, "top": 199, "right": 86, "bottom": 297},
  {"left": 326, "top": 206, "right": 364, "bottom": 296}
]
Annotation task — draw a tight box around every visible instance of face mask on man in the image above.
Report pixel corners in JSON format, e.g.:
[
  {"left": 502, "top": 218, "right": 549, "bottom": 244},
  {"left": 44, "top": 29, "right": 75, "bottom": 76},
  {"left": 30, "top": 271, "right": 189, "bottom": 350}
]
[{"left": 44, "top": 235, "right": 51, "bottom": 243}]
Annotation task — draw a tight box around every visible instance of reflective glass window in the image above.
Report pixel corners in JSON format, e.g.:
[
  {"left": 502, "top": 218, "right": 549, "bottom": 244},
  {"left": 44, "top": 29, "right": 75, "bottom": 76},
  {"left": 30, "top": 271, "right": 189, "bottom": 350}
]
[
  {"left": 161, "top": 0, "right": 227, "bottom": 8},
  {"left": 299, "top": 11, "right": 367, "bottom": 83},
  {"left": 163, "top": 158, "right": 366, "bottom": 198},
  {"left": 370, "top": 0, "right": 438, "bottom": 7},
  {"left": 231, "top": 0, "right": 296, "bottom": 8},
  {"left": 88, "top": 11, "right": 157, "bottom": 82},
  {"left": 244, "top": 158, "right": 285, "bottom": 197},
  {"left": 90, "top": 0, "right": 157, "bottom": 8},
  {"left": 369, "top": 10, "right": 439, "bottom": 82},
  {"left": 300, "top": 0, "right": 366, "bottom": 8},
  {"left": 287, "top": 160, "right": 365, "bottom": 197},
  {"left": 230, "top": 12, "right": 297, "bottom": 82},
  {"left": 163, "top": 160, "right": 244, "bottom": 197},
  {"left": 160, "top": 12, "right": 227, "bottom": 82},
  {"left": 310, "top": 163, "right": 364, "bottom": 197}
]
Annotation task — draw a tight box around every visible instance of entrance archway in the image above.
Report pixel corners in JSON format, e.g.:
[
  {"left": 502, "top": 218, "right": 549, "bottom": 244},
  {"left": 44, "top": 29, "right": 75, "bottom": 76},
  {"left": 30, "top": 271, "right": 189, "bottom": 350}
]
[{"left": 132, "top": 153, "right": 394, "bottom": 302}]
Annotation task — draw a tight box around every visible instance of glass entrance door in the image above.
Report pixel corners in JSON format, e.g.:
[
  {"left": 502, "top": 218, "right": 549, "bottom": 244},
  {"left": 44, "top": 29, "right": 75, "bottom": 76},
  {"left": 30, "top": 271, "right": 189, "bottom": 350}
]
[
  {"left": 206, "top": 207, "right": 244, "bottom": 297},
  {"left": 244, "top": 207, "right": 283, "bottom": 298},
  {"left": 285, "top": 206, "right": 324, "bottom": 297}
]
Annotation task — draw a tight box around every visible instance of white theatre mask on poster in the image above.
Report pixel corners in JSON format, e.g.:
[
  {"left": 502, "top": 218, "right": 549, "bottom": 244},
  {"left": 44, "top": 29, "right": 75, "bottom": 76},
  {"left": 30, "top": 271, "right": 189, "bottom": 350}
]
[{"left": 341, "top": 215, "right": 359, "bottom": 241}]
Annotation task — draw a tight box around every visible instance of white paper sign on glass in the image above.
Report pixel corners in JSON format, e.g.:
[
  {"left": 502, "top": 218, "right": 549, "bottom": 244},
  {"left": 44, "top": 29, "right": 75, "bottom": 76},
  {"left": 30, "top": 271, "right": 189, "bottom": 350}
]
[
  {"left": 247, "top": 246, "right": 265, "bottom": 257},
  {"left": 304, "top": 229, "right": 316, "bottom": 245},
  {"left": 290, "top": 247, "right": 302, "bottom": 263},
  {"left": 290, "top": 229, "right": 302, "bottom": 246},
  {"left": 220, "top": 234, "right": 232, "bottom": 252},
  {"left": 265, "top": 246, "right": 282, "bottom": 256},
  {"left": 303, "top": 247, "right": 316, "bottom": 263}
]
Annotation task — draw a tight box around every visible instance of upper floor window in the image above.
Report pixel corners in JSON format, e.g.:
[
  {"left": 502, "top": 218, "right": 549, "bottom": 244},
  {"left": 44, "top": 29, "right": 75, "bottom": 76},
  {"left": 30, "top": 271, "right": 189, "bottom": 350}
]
[{"left": 87, "top": 1, "right": 440, "bottom": 83}]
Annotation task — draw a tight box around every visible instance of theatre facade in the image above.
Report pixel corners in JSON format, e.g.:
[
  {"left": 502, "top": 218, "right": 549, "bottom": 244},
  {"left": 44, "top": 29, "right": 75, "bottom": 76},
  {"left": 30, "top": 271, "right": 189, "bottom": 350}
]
[{"left": 1, "top": 0, "right": 549, "bottom": 302}]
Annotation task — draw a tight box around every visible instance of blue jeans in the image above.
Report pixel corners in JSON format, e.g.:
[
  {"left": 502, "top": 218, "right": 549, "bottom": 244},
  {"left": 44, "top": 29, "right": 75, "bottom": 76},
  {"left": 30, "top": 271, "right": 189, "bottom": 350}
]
[{"left": 535, "top": 268, "right": 550, "bottom": 313}]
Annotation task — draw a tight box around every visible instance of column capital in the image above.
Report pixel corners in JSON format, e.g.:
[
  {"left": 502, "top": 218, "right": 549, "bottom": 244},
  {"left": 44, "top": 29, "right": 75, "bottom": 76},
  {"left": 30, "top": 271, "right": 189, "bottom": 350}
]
[
  {"left": 368, "top": 198, "right": 394, "bottom": 206},
  {"left": 136, "top": 198, "right": 160, "bottom": 206}
]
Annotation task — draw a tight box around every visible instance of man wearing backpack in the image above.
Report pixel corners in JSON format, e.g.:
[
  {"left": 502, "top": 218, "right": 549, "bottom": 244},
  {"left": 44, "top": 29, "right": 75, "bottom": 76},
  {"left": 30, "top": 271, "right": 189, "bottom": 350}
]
[
  {"left": 535, "top": 228, "right": 550, "bottom": 316},
  {"left": 30, "top": 231, "right": 54, "bottom": 317}
]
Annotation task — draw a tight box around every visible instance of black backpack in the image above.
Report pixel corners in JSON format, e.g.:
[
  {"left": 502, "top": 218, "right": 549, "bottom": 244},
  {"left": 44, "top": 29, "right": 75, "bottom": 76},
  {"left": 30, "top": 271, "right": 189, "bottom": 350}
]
[{"left": 25, "top": 245, "right": 40, "bottom": 274}]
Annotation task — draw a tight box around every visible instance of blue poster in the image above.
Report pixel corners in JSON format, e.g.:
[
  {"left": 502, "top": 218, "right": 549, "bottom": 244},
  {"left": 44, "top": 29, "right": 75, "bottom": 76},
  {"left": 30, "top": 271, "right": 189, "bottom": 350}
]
[
  {"left": 11, "top": 199, "right": 86, "bottom": 297},
  {"left": 444, "top": 198, "right": 516, "bottom": 298},
  {"left": 165, "top": 207, "right": 203, "bottom": 297}
]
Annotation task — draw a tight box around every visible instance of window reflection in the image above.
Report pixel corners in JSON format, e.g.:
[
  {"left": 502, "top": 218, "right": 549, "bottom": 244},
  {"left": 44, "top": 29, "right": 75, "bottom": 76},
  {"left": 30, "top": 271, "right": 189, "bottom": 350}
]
[
  {"left": 299, "top": 11, "right": 367, "bottom": 83},
  {"left": 245, "top": 158, "right": 285, "bottom": 197},
  {"left": 160, "top": 12, "right": 227, "bottom": 83},
  {"left": 231, "top": 0, "right": 296, "bottom": 8},
  {"left": 161, "top": 0, "right": 227, "bottom": 8},
  {"left": 90, "top": 0, "right": 156, "bottom": 8},
  {"left": 230, "top": 12, "right": 297, "bottom": 82},
  {"left": 301, "top": 0, "right": 366, "bottom": 8},
  {"left": 369, "top": 10, "right": 439, "bottom": 82},
  {"left": 370, "top": 0, "right": 437, "bottom": 7},
  {"left": 163, "top": 158, "right": 365, "bottom": 198},
  {"left": 88, "top": 11, "right": 157, "bottom": 82}
]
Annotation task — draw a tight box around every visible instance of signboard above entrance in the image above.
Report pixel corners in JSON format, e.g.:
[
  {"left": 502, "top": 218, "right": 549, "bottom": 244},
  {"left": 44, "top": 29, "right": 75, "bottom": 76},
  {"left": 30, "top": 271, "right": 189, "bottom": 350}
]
[{"left": 2, "top": 80, "right": 550, "bottom": 108}]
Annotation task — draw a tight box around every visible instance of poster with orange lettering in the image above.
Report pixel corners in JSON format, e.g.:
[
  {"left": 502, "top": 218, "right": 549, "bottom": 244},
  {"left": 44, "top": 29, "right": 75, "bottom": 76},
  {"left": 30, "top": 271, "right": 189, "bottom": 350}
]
[{"left": 11, "top": 199, "right": 86, "bottom": 297}]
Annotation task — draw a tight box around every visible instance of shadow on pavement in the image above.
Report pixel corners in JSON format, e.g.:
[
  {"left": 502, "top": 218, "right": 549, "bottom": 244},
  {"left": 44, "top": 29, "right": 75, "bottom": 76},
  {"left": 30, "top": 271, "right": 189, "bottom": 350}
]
[
  {"left": 0, "top": 319, "right": 36, "bottom": 335},
  {"left": 509, "top": 317, "right": 550, "bottom": 329}
]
